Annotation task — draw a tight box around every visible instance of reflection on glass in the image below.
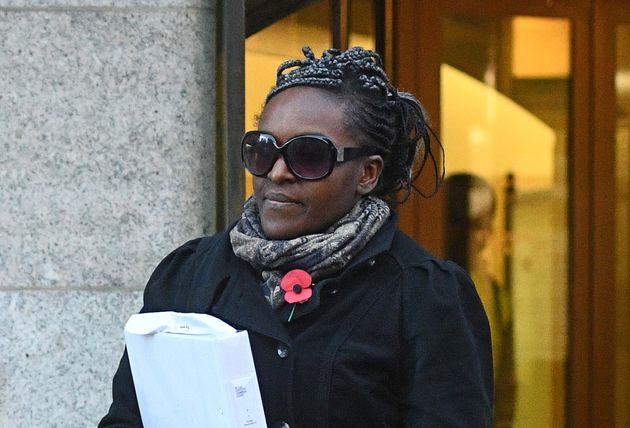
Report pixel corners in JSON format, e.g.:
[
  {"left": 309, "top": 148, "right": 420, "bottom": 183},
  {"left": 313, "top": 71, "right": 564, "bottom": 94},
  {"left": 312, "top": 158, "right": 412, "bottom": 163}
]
[
  {"left": 441, "top": 15, "right": 570, "bottom": 427},
  {"left": 443, "top": 173, "right": 517, "bottom": 428},
  {"left": 615, "top": 24, "right": 630, "bottom": 428},
  {"left": 245, "top": 1, "right": 331, "bottom": 197}
]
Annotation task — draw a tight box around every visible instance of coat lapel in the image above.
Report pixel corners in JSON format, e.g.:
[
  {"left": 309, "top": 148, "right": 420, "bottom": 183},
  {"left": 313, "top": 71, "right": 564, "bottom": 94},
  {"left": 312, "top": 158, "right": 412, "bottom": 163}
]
[{"left": 186, "top": 233, "right": 291, "bottom": 344}]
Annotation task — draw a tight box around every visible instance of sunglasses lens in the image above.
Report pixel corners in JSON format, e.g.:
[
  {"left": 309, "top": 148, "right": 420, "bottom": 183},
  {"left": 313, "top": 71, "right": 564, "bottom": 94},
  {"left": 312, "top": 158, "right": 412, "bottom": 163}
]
[
  {"left": 242, "top": 133, "right": 334, "bottom": 180},
  {"left": 285, "top": 137, "right": 332, "bottom": 179},
  {"left": 242, "top": 133, "right": 278, "bottom": 176}
]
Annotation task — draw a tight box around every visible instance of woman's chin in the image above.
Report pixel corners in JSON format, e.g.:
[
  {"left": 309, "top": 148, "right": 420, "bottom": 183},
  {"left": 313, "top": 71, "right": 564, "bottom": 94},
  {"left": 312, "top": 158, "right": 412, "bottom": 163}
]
[
  {"left": 260, "top": 217, "right": 329, "bottom": 240},
  {"left": 260, "top": 220, "right": 301, "bottom": 240}
]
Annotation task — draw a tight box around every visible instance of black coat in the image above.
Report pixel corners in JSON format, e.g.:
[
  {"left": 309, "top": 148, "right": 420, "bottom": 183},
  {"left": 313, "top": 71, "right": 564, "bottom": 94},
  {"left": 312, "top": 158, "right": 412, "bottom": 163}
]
[{"left": 99, "top": 218, "right": 493, "bottom": 427}]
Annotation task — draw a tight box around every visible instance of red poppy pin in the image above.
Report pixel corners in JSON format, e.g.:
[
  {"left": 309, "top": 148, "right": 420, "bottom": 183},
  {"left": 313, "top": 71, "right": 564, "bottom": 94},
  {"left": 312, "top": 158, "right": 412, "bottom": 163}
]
[{"left": 281, "top": 269, "right": 313, "bottom": 304}]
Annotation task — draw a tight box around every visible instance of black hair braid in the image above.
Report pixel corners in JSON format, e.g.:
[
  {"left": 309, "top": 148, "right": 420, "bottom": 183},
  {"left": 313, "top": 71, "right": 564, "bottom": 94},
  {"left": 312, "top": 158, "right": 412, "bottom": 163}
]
[{"left": 266, "top": 46, "right": 444, "bottom": 203}]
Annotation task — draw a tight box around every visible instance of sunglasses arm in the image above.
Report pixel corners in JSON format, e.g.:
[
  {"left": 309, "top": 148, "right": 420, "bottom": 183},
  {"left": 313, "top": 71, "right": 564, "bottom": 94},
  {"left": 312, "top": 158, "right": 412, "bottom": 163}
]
[{"left": 336, "top": 147, "right": 381, "bottom": 162}]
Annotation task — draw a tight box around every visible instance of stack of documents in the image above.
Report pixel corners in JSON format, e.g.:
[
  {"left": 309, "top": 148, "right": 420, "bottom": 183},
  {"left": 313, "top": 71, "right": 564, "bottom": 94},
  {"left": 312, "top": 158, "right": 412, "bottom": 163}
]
[{"left": 124, "top": 311, "right": 267, "bottom": 428}]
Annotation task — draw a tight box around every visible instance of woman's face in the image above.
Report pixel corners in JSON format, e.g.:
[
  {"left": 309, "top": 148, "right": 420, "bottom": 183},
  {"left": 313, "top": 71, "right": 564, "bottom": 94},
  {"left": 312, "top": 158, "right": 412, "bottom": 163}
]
[{"left": 253, "top": 86, "right": 381, "bottom": 240}]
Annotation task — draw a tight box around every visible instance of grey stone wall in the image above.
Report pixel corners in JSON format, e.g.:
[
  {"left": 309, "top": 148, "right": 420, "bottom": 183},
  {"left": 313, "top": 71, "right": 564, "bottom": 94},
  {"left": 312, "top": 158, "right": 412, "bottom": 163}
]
[{"left": 0, "top": 1, "right": 218, "bottom": 426}]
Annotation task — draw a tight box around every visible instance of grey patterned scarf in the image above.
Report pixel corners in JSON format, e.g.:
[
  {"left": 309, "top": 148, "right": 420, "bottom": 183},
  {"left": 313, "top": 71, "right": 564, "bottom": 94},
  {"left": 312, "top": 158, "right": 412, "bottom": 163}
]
[{"left": 230, "top": 196, "right": 390, "bottom": 309}]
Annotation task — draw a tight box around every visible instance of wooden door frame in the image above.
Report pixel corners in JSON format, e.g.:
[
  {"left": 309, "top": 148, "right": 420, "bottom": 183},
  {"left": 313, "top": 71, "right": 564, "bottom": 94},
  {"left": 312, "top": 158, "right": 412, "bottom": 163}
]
[
  {"left": 393, "top": 0, "right": 596, "bottom": 426},
  {"left": 217, "top": 1, "right": 246, "bottom": 230},
  {"left": 593, "top": 0, "right": 630, "bottom": 426}
]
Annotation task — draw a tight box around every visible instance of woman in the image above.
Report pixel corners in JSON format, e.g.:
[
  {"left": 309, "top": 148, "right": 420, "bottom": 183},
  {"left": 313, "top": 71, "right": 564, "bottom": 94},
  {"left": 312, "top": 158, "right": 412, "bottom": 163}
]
[
  {"left": 443, "top": 173, "right": 515, "bottom": 427},
  {"left": 100, "top": 47, "right": 493, "bottom": 427}
]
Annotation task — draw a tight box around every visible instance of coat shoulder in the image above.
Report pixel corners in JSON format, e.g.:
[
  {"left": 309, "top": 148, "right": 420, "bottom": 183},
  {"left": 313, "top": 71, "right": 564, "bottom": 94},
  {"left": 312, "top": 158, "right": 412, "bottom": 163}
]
[
  {"left": 389, "top": 230, "right": 464, "bottom": 274},
  {"left": 141, "top": 231, "right": 233, "bottom": 312},
  {"left": 386, "top": 229, "right": 477, "bottom": 308}
]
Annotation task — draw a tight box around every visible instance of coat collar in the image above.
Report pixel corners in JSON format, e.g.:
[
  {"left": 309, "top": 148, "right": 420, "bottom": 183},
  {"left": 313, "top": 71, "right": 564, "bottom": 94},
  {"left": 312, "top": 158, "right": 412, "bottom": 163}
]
[{"left": 279, "top": 215, "right": 397, "bottom": 322}]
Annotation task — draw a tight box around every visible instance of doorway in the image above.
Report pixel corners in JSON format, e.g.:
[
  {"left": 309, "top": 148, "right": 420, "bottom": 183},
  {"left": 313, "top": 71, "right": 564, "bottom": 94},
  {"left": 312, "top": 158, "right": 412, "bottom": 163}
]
[{"left": 239, "top": 0, "right": 628, "bottom": 426}]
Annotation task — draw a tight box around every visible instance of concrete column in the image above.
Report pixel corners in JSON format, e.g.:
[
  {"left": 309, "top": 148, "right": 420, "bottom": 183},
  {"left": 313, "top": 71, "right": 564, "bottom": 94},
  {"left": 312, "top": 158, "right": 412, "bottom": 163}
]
[{"left": 0, "top": 1, "right": 217, "bottom": 425}]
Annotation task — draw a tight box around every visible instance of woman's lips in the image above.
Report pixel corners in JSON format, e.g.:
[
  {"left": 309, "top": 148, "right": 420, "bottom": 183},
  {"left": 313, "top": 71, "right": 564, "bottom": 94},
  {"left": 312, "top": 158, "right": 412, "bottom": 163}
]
[{"left": 264, "top": 192, "right": 300, "bottom": 204}]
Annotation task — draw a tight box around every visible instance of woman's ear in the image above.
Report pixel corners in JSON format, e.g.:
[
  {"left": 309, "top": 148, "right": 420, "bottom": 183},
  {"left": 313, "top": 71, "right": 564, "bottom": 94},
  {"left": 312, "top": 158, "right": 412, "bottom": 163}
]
[{"left": 356, "top": 155, "right": 384, "bottom": 195}]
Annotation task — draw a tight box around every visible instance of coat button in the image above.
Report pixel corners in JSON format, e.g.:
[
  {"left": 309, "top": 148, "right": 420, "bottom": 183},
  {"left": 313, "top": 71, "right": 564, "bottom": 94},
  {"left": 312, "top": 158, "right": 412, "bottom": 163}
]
[
  {"left": 277, "top": 343, "right": 289, "bottom": 358},
  {"left": 272, "top": 422, "right": 290, "bottom": 428},
  {"left": 368, "top": 258, "right": 376, "bottom": 266}
]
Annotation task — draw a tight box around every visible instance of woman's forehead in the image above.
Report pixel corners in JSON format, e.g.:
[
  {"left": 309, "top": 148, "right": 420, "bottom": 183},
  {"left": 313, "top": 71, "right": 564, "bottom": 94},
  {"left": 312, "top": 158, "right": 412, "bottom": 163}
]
[
  {"left": 259, "top": 87, "right": 350, "bottom": 139},
  {"left": 262, "top": 86, "right": 342, "bottom": 117}
]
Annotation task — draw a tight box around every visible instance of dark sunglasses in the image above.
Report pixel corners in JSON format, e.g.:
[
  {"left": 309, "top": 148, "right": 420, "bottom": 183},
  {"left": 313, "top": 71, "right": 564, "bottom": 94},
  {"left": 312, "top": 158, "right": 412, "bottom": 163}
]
[{"left": 241, "top": 131, "right": 381, "bottom": 181}]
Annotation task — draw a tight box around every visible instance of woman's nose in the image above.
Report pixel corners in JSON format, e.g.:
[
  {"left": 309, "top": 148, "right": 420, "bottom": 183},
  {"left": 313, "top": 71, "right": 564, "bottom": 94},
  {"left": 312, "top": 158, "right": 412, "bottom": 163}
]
[{"left": 267, "top": 155, "right": 296, "bottom": 183}]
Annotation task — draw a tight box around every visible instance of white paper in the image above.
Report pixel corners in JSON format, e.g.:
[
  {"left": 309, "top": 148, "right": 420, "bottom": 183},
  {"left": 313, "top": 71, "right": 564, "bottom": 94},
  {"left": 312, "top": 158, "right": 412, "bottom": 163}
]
[{"left": 124, "top": 312, "right": 267, "bottom": 428}]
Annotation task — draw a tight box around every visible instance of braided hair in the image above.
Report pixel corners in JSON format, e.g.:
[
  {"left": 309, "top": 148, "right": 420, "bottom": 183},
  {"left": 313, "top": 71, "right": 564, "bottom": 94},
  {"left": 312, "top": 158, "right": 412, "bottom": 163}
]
[{"left": 266, "top": 46, "right": 444, "bottom": 204}]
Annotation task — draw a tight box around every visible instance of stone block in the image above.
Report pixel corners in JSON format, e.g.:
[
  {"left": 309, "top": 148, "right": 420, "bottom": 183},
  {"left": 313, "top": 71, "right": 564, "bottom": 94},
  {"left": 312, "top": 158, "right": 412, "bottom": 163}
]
[
  {"left": 0, "top": 7, "right": 217, "bottom": 289},
  {"left": 0, "top": 289, "right": 144, "bottom": 427}
]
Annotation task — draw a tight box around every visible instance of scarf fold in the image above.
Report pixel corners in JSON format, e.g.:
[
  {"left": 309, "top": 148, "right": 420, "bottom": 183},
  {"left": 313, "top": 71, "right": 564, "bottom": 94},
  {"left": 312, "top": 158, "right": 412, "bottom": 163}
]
[{"left": 229, "top": 196, "right": 390, "bottom": 309}]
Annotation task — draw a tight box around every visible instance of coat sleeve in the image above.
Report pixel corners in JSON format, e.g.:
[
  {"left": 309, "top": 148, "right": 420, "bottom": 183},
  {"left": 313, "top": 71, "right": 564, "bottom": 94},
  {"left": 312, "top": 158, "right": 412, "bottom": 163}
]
[
  {"left": 98, "top": 238, "right": 204, "bottom": 427},
  {"left": 399, "top": 260, "right": 494, "bottom": 427}
]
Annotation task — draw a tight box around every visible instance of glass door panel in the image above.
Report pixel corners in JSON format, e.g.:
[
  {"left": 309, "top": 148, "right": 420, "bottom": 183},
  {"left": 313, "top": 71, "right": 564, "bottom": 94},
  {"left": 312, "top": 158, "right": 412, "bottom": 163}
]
[
  {"left": 615, "top": 24, "right": 630, "bottom": 428},
  {"left": 440, "top": 15, "right": 570, "bottom": 428},
  {"left": 349, "top": 0, "right": 376, "bottom": 50}
]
